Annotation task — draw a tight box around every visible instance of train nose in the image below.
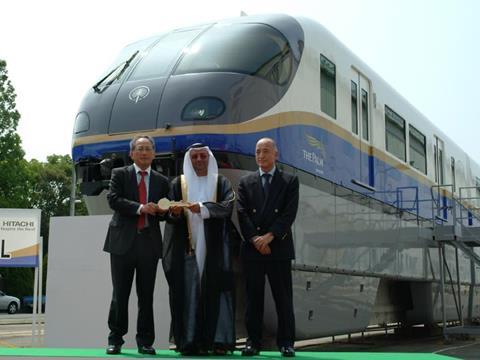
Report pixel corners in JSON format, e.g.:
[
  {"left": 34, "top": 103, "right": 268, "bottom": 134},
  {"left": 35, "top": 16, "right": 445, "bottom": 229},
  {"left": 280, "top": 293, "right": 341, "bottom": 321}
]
[
  {"left": 107, "top": 70, "right": 293, "bottom": 133},
  {"left": 103, "top": 18, "right": 304, "bottom": 134}
]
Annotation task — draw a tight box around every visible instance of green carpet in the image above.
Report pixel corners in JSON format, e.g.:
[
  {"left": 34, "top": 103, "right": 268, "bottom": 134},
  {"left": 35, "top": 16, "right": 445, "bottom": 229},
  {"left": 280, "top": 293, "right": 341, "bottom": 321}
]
[{"left": 0, "top": 348, "right": 460, "bottom": 359}]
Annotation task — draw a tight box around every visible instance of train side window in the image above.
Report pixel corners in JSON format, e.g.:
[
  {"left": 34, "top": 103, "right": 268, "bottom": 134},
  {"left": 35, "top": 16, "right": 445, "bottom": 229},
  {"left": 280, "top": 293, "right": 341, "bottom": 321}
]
[
  {"left": 451, "top": 157, "right": 456, "bottom": 191},
  {"left": 409, "top": 125, "right": 427, "bottom": 174},
  {"left": 434, "top": 137, "right": 445, "bottom": 184},
  {"left": 361, "top": 89, "right": 369, "bottom": 141},
  {"left": 439, "top": 148, "right": 444, "bottom": 184},
  {"left": 385, "top": 106, "right": 406, "bottom": 161},
  {"left": 351, "top": 81, "right": 358, "bottom": 134},
  {"left": 320, "top": 55, "right": 336, "bottom": 119}
]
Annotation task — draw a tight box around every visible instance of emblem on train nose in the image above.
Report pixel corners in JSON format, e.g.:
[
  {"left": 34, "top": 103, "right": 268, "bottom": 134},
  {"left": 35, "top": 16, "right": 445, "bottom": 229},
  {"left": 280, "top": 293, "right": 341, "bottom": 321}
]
[{"left": 129, "top": 86, "right": 150, "bottom": 103}]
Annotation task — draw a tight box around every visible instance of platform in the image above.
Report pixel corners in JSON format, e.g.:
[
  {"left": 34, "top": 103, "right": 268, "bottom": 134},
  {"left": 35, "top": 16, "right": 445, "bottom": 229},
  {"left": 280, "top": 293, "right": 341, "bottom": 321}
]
[{"left": 0, "top": 348, "right": 460, "bottom": 359}]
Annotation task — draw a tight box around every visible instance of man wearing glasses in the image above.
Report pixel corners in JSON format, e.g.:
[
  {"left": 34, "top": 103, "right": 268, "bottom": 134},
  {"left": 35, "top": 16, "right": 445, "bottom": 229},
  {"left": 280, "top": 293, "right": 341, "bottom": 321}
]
[{"left": 104, "top": 135, "right": 169, "bottom": 355}]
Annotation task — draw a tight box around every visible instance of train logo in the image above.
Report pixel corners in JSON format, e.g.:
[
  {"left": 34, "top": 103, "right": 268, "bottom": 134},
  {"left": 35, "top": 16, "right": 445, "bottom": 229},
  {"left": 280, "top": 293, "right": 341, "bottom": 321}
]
[
  {"left": 128, "top": 86, "right": 150, "bottom": 103},
  {"left": 305, "top": 134, "right": 326, "bottom": 158},
  {"left": 303, "top": 134, "right": 326, "bottom": 175}
]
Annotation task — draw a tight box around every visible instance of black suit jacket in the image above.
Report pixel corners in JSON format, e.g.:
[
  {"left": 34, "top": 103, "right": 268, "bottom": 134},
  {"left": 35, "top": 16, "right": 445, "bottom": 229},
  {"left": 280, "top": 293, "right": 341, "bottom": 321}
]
[
  {"left": 103, "top": 165, "right": 169, "bottom": 257},
  {"left": 237, "top": 168, "right": 299, "bottom": 261}
]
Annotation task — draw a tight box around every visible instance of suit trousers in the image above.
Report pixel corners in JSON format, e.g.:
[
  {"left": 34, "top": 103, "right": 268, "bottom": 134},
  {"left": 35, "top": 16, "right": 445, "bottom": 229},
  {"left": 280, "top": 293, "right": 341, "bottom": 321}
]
[
  {"left": 244, "top": 260, "right": 295, "bottom": 348},
  {"left": 108, "top": 230, "right": 159, "bottom": 346}
]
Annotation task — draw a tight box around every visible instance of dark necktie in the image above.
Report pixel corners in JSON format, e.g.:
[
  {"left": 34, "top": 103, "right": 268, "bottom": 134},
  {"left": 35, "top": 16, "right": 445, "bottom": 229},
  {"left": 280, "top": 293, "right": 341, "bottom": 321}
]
[
  {"left": 262, "top": 173, "right": 271, "bottom": 199},
  {"left": 137, "top": 171, "right": 147, "bottom": 229}
]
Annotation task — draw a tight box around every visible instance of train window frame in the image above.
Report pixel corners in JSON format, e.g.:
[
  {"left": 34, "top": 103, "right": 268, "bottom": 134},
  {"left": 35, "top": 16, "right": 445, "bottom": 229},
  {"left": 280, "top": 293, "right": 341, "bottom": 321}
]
[
  {"left": 320, "top": 54, "right": 336, "bottom": 119},
  {"left": 385, "top": 105, "right": 406, "bottom": 162},
  {"left": 408, "top": 125, "right": 427, "bottom": 174},
  {"left": 351, "top": 81, "right": 358, "bottom": 135}
]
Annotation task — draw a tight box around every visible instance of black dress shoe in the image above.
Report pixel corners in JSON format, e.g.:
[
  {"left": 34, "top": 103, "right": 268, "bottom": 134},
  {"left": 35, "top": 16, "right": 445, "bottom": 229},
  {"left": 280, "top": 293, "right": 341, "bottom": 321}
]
[
  {"left": 280, "top": 346, "right": 295, "bottom": 357},
  {"left": 106, "top": 344, "right": 121, "bottom": 355},
  {"left": 138, "top": 345, "right": 156, "bottom": 355},
  {"left": 241, "top": 344, "right": 260, "bottom": 356}
]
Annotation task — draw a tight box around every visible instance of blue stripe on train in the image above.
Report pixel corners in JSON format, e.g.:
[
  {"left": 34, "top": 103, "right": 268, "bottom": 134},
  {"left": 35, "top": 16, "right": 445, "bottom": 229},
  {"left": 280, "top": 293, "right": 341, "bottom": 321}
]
[{"left": 70, "top": 125, "right": 455, "bottom": 222}]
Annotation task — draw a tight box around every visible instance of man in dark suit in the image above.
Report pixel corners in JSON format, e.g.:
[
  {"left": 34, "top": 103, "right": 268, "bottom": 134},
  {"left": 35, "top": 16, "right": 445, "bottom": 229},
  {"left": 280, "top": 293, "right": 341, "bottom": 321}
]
[
  {"left": 103, "top": 135, "right": 169, "bottom": 355},
  {"left": 237, "top": 137, "right": 299, "bottom": 358}
]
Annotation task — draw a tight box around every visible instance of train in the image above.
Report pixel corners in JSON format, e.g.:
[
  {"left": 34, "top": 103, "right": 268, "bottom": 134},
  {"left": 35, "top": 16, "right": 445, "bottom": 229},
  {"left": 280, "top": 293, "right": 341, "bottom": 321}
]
[{"left": 72, "top": 14, "right": 480, "bottom": 338}]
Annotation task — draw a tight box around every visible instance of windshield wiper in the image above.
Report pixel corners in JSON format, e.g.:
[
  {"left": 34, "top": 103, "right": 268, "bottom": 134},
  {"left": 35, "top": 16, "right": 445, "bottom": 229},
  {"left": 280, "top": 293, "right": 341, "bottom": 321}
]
[{"left": 93, "top": 50, "right": 139, "bottom": 93}]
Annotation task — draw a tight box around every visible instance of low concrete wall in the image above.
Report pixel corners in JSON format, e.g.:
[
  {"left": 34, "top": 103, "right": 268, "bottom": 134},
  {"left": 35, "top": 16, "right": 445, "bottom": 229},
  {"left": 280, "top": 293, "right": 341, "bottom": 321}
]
[{"left": 45, "top": 215, "right": 170, "bottom": 349}]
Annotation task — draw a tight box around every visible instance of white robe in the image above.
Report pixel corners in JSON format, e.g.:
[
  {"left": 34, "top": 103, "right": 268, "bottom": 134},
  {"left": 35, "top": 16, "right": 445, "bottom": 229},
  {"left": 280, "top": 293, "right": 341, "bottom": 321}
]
[{"left": 183, "top": 147, "right": 218, "bottom": 278}]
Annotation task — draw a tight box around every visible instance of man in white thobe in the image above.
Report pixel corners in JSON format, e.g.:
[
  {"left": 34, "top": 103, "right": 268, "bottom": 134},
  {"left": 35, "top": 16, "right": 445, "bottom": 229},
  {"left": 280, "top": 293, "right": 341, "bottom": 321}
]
[{"left": 162, "top": 143, "right": 236, "bottom": 355}]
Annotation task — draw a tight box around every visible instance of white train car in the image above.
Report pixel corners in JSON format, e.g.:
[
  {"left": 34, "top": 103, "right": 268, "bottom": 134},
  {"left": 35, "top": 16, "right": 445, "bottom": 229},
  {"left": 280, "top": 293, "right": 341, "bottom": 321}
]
[{"left": 72, "top": 14, "right": 480, "bottom": 338}]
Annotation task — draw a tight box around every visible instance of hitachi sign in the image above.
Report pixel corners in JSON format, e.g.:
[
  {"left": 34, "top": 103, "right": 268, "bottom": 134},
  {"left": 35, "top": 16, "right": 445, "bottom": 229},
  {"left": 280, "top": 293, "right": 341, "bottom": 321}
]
[{"left": 2, "top": 221, "right": 35, "bottom": 227}]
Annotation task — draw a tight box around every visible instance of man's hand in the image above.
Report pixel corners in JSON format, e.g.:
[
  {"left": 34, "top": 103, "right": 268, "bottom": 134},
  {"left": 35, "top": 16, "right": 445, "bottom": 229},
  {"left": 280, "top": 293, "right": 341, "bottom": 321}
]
[
  {"left": 141, "top": 202, "right": 159, "bottom": 215},
  {"left": 157, "top": 206, "right": 168, "bottom": 215},
  {"left": 254, "top": 240, "right": 271, "bottom": 255},
  {"left": 253, "top": 233, "right": 274, "bottom": 255},
  {"left": 254, "top": 232, "right": 274, "bottom": 247},
  {"left": 187, "top": 203, "right": 201, "bottom": 214},
  {"left": 169, "top": 205, "right": 184, "bottom": 216}
]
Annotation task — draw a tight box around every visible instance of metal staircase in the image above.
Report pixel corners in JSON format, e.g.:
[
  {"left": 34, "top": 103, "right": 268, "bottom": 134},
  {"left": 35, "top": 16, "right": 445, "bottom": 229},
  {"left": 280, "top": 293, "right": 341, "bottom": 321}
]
[{"left": 431, "top": 185, "right": 480, "bottom": 337}]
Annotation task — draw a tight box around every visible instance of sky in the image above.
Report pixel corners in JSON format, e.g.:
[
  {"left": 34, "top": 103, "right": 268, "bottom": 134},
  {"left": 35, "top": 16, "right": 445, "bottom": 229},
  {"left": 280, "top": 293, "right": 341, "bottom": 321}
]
[{"left": 1, "top": 0, "right": 479, "bottom": 163}]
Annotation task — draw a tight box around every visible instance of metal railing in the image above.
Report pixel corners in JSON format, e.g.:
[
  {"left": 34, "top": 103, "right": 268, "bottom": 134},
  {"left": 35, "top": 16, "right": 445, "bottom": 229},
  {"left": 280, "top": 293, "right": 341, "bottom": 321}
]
[{"left": 430, "top": 184, "right": 480, "bottom": 337}]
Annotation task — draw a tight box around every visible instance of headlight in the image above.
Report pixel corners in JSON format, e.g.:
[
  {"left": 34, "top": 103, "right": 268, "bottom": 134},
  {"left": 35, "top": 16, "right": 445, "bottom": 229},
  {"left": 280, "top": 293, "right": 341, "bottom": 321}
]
[
  {"left": 74, "top": 112, "right": 90, "bottom": 133},
  {"left": 182, "top": 97, "right": 225, "bottom": 121}
]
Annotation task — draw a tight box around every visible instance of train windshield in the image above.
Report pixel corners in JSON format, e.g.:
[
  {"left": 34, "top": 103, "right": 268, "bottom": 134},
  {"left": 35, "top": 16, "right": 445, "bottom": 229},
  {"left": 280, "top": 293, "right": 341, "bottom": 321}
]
[
  {"left": 93, "top": 37, "right": 156, "bottom": 88},
  {"left": 129, "top": 28, "right": 204, "bottom": 81},
  {"left": 174, "top": 23, "right": 293, "bottom": 85}
]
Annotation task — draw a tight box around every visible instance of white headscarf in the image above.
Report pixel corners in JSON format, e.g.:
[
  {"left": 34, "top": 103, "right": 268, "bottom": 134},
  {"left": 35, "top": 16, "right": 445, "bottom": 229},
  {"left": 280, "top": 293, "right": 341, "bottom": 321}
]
[
  {"left": 183, "top": 146, "right": 218, "bottom": 204},
  {"left": 183, "top": 145, "right": 218, "bottom": 277}
]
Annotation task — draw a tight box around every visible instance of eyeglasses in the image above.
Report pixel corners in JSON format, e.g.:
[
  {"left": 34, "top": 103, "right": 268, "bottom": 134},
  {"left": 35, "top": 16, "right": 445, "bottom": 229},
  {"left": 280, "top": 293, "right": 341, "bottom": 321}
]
[{"left": 134, "top": 147, "right": 154, "bottom": 152}]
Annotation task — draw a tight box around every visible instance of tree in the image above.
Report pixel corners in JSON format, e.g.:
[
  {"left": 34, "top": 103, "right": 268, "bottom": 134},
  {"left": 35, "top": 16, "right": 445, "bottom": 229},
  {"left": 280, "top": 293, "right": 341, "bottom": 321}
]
[
  {"left": 0, "top": 267, "right": 34, "bottom": 300},
  {"left": 0, "top": 59, "right": 29, "bottom": 208},
  {"left": 26, "top": 154, "right": 88, "bottom": 253},
  {"left": 0, "top": 59, "right": 33, "bottom": 300},
  {"left": 1, "top": 155, "right": 87, "bottom": 297},
  {"left": 24, "top": 155, "right": 87, "bottom": 295},
  {"left": 1, "top": 60, "right": 87, "bottom": 298}
]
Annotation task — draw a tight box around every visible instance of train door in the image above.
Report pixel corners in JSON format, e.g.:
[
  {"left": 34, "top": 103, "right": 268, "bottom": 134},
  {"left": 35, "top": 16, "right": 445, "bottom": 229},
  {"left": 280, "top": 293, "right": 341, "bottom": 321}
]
[{"left": 351, "top": 69, "right": 374, "bottom": 189}]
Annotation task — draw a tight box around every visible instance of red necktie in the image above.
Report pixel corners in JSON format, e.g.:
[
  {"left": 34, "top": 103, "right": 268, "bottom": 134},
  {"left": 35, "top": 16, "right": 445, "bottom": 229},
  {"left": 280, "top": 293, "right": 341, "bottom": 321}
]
[{"left": 137, "top": 171, "right": 147, "bottom": 229}]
